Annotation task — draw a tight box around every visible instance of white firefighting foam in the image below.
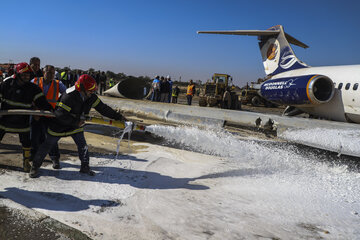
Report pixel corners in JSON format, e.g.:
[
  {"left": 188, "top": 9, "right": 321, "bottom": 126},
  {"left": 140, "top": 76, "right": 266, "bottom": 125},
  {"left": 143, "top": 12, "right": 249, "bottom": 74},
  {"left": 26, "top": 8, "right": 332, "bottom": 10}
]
[
  {"left": 0, "top": 125, "right": 359, "bottom": 239},
  {"left": 280, "top": 127, "right": 360, "bottom": 156}
]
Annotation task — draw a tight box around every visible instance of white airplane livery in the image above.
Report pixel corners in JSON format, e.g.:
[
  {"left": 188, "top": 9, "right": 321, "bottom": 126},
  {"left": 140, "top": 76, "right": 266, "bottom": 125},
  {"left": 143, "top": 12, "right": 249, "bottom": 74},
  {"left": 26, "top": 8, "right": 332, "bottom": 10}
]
[{"left": 198, "top": 25, "right": 360, "bottom": 123}]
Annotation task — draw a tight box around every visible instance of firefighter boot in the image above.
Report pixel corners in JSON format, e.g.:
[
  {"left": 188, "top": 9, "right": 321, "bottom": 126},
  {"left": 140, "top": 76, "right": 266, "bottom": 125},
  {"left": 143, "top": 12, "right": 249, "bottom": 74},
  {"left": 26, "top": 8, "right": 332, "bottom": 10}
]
[
  {"left": 22, "top": 147, "right": 32, "bottom": 173},
  {"left": 79, "top": 164, "right": 95, "bottom": 176},
  {"left": 29, "top": 165, "right": 39, "bottom": 178},
  {"left": 51, "top": 158, "right": 60, "bottom": 169}
]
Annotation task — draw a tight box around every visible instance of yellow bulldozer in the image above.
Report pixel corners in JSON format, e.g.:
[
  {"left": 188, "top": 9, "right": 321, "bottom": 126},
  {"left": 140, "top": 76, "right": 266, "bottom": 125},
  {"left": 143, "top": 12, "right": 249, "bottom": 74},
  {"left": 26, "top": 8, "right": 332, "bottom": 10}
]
[{"left": 199, "top": 73, "right": 240, "bottom": 109}]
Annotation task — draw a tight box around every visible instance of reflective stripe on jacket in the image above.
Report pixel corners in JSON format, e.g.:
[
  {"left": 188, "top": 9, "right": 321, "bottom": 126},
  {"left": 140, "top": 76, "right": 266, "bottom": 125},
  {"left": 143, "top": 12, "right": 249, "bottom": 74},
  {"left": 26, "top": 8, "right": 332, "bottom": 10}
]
[
  {"left": 0, "top": 77, "right": 52, "bottom": 132},
  {"left": 48, "top": 90, "right": 122, "bottom": 136},
  {"left": 48, "top": 127, "right": 84, "bottom": 137}
]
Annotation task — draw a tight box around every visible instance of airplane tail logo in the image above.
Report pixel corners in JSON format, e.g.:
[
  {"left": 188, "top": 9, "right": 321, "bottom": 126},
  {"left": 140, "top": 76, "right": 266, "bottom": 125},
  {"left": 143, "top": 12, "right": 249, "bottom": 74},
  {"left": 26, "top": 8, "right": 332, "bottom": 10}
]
[
  {"left": 198, "top": 25, "right": 309, "bottom": 76},
  {"left": 259, "top": 25, "right": 308, "bottom": 75}
]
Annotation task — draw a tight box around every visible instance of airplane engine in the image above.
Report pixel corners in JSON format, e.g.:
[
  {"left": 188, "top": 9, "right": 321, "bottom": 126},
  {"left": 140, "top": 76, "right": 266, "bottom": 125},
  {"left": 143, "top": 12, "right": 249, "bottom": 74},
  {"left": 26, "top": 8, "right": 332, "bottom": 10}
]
[{"left": 260, "top": 75, "right": 334, "bottom": 106}]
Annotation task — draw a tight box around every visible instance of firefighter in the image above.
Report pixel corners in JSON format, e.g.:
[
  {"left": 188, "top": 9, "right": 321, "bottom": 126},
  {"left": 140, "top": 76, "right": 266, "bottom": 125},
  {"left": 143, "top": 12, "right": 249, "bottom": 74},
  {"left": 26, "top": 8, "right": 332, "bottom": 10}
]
[
  {"left": 0, "top": 62, "right": 53, "bottom": 172},
  {"left": 30, "top": 74, "right": 125, "bottom": 178},
  {"left": 31, "top": 65, "right": 67, "bottom": 169}
]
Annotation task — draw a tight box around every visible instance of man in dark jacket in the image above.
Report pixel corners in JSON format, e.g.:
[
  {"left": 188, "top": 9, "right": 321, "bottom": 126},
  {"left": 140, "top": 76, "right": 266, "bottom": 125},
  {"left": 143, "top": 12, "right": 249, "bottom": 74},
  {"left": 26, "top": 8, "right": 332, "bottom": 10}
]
[
  {"left": 0, "top": 62, "right": 53, "bottom": 172},
  {"left": 99, "top": 71, "right": 107, "bottom": 95},
  {"left": 160, "top": 76, "right": 170, "bottom": 102},
  {"left": 29, "top": 57, "right": 43, "bottom": 78},
  {"left": 30, "top": 74, "right": 125, "bottom": 178}
]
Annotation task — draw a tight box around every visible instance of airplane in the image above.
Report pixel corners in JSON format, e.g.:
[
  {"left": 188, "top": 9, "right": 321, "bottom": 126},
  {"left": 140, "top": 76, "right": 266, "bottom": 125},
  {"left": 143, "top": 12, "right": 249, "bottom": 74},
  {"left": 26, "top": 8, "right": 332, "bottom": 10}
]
[{"left": 197, "top": 25, "right": 360, "bottom": 123}]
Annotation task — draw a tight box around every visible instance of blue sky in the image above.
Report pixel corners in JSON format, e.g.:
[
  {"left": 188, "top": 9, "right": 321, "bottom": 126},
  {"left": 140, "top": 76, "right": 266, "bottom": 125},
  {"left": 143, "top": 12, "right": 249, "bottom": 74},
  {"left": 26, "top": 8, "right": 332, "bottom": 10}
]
[{"left": 1, "top": 0, "right": 360, "bottom": 86}]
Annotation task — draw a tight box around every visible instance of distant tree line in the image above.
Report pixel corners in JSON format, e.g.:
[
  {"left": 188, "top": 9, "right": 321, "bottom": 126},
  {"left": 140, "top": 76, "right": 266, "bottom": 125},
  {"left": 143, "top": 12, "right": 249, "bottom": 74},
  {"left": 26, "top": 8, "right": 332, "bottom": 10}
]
[{"left": 54, "top": 67, "right": 153, "bottom": 85}]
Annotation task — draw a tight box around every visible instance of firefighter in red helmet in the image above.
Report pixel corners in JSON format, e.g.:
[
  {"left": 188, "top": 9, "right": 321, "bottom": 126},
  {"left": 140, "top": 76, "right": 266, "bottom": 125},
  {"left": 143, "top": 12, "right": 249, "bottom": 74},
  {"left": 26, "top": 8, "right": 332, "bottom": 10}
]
[
  {"left": 30, "top": 74, "right": 125, "bottom": 178},
  {"left": 0, "top": 62, "right": 53, "bottom": 172}
]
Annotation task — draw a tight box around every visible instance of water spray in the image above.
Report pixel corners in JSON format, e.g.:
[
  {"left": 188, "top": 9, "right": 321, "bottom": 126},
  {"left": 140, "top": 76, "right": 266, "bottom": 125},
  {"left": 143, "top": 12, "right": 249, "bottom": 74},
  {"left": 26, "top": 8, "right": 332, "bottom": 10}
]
[{"left": 115, "top": 121, "right": 134, "bottom": 158}]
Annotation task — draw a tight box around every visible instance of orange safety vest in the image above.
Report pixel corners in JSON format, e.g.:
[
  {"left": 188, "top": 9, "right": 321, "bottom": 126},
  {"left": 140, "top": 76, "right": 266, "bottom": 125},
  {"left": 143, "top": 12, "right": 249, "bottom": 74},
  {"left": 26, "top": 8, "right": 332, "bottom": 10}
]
[
  {"left": 186, "top": 84, "right": 195, "bottom": 96},
  {"left": 33, "top": 77, "right": 60, "bottom": 108}
]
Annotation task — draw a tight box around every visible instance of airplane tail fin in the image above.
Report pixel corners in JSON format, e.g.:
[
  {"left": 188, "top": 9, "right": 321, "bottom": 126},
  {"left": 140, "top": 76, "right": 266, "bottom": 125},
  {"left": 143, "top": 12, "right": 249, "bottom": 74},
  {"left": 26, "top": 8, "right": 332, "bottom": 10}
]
[{"left": 198, "top": 25, "right": 309, "bottom": 76}]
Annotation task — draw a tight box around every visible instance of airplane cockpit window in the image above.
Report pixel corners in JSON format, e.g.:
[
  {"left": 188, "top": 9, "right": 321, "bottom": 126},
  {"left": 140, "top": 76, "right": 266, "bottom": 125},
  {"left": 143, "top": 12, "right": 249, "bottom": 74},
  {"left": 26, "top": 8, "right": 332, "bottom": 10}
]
[
  {"left": 338, "top": 83, "right": 343, "bottom": 90},
  {"left": 345, "top": 83, "right": 351, "bottom": 90},
  {"left": 353, "top": 83, "right": 359, "bottom": 90}
]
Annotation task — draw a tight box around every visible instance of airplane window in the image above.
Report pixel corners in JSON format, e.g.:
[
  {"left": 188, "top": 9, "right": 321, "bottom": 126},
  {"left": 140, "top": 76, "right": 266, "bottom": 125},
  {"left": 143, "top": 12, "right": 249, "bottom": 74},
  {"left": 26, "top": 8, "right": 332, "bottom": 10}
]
[
  {"left": 345, "top": 83, "right": 351, "bottom": 90},
  {"left": 338, "top": 83, "right": 343, "bottom": 90},
  {"left": 353, "top": 83, "right": 359, "bottom": 90}
]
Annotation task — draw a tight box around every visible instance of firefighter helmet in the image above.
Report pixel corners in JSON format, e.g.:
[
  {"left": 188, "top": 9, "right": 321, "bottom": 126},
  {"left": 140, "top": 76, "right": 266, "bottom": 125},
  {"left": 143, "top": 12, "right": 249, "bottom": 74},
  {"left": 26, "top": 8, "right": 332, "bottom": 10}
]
[
  {"left": 75, "top": 74, "right": 97, "bottom": 92},
  {"left": 15, "top": 62, "right": 33, "bottom": 74}
]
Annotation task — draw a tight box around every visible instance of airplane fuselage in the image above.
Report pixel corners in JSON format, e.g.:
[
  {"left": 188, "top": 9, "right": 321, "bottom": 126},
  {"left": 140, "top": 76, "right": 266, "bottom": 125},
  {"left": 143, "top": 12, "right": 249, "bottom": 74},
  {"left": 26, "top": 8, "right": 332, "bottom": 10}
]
[{"left": 272, "top": 64, "right": 360, "bottom": 123}]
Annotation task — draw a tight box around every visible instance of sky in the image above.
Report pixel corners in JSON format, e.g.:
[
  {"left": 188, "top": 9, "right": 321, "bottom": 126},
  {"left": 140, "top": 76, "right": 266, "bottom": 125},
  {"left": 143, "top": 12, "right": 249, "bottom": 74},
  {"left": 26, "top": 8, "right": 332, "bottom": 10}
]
[{"left": 1, "top": 0, "right": 360, "bottom": 86}]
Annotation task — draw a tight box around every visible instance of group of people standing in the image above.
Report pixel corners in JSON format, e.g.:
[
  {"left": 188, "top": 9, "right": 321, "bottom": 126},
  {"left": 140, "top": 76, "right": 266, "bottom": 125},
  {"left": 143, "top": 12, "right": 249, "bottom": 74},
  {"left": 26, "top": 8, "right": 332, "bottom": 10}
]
[
  {"left": 1, "top": 58, "right": 109, "bottom": 96},
  {"left": 151, "top": 75, "right": 175, "bottom": 103},
  {"left": 0, "top": 57, "right": 125, "bottom": 178},
  {"left": 151, "top": 76, "right": 197, "bottom": 105}
]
